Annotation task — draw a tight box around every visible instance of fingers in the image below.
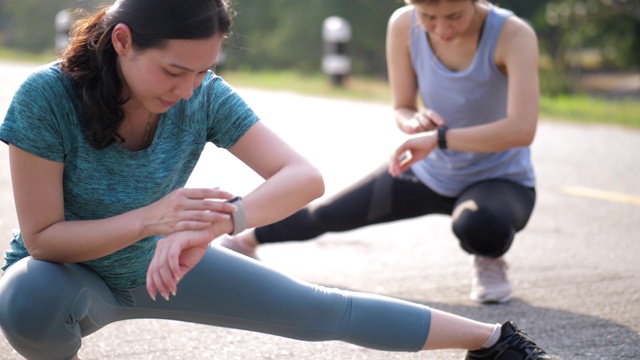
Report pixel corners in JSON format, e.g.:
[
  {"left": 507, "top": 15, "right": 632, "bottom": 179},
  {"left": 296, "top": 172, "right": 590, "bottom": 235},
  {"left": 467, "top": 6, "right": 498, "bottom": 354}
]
[
  {"left": 146, "top": 229, "right": 216, "bottom": 301},
  {"left": 181, "top": 187, "right": 234, "bottom": 201},
  {"left": 178, "top": 189, "right": 237, "bottom": 220},
  {"left": 170, "top": 188, "right": 236, "bottom": 213},
  {"left": 414, "top": 109, "right": 445, "bottom": 131},
  {"left": 389, "top": 152, "right": 415, "bottom": 177},
  {"left": 148, "top": 188, "right": 237, "bottom": 237},
  {"left": 146, "top": 253, "right": 162, "bottom": 300},
  {"left": 388, "top": 132, "right": 437, "bottom": 177},
  {"left": 148, "top": 266, "right": 175, "bottom": 301},
  {"left": 174, "top": 218, "right": 229, "bottom": 232},
  {"left": 174, "top": 211, "right": 231, "bottom": 229},
  {"left": 176, "top": 190, "right": 236, "bottom": 213},
  {"left": 389, "top": 145, "right": 411, "bottom": 177},
  {"left": 146, "top": 239, "right": 180, "bottom": 301}
]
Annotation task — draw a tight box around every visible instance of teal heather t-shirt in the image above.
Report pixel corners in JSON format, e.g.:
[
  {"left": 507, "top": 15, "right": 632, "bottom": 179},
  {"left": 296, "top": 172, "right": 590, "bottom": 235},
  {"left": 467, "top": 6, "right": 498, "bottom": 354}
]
[{"left": 0, "top": 62, "right": 259, "bottom": 289}]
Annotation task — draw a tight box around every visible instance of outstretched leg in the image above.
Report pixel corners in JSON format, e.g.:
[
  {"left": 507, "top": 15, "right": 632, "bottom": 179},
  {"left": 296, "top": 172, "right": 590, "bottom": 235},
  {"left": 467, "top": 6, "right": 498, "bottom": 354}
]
[{"left": 221, "top": 165, "right": 454, "bottom": 257}]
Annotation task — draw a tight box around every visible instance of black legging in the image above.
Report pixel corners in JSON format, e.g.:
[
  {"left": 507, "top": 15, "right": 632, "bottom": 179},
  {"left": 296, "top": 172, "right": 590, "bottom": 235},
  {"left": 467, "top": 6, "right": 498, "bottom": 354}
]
[{"left": 256, "top": 164, "right": 535, "bottom": 258}]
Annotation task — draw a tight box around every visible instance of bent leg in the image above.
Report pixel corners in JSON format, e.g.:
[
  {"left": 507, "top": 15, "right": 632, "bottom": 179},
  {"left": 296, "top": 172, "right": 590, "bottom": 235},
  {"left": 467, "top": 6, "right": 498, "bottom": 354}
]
[
  {"left": 0, "top": 258, "right": 122, "bottom": 360},
  {"left": 451, "top": 180, "right": 536, "bottom": 257}
]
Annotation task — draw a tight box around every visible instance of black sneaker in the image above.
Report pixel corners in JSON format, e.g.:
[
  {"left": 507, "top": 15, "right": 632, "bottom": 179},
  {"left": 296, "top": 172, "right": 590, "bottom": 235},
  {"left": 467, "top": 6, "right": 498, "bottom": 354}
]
[{"left": 465, "top": 321, "right": 554, "bottom": 360}]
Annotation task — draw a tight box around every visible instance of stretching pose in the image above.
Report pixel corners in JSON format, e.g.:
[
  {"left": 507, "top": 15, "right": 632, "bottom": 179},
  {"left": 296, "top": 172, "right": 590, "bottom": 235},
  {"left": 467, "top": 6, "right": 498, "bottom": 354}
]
[
  {"left": 222, "top": 0, "right": 540, "bottom": 305},
  {"left": 0, "top": 0, "right": 551, "bottom": 359}
]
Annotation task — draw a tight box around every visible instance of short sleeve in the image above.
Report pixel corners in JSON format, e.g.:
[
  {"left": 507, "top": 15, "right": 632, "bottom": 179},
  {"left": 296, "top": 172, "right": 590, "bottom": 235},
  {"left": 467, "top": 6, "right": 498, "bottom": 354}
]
[
  {"left": 0, "top": 63, "right": 79, "bottom": 162},
  {"left": 198, "top": 73, "right": 259, "bottom": 148}
]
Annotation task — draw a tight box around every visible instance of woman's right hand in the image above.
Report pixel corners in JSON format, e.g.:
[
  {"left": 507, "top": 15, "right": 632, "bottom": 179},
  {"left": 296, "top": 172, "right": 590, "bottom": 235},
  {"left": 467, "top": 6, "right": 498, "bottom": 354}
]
[
  {"left": 404, "top": 108, "right": 446, "bottom": 134},
  {"left": 142, "top": 188, "right": 236, "bottom": 237}
]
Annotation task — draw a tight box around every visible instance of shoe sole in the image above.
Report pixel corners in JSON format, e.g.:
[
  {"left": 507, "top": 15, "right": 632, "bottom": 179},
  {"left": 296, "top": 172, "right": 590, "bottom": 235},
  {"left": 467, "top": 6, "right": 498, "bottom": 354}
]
[{"left": 470, "top": 292, "right": 512, "bottom": 304}]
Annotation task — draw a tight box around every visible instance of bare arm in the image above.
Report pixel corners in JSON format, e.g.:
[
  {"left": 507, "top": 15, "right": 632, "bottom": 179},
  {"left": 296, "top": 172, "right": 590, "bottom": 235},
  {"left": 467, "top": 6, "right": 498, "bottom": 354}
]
[
  {"left": 226, "top": 121, "right": 325, "bottom": 229},
  {"left": 9, "top": 145, "right": 235, "bottom": 263},
  {"left": 146, "top": 121, "right": 325, "bottom": 299},
  {"left": 386, "top": 6, "right": 445, "bottom": 135},
  {"left": 444, "top": 16, "right": 540, "bottom": 152}
]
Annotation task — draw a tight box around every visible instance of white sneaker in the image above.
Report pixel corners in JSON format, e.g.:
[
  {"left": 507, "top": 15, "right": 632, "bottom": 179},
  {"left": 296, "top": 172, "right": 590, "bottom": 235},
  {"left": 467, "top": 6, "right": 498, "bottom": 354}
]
[
  {"left": 470, "top": 255, "right": 512, "bottom": 304},
  {"left": 218, "top": 235, "right": 259, "bottom": 260}
]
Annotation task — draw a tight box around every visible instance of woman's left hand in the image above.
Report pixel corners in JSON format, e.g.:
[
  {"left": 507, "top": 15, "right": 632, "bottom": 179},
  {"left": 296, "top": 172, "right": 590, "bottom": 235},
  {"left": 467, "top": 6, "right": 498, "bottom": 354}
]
[
  {"left": 146, "top": 227, "right": 218, "bottom": 301},
  {"left": 388, "top": 131, "right": 438, "bottom": 177}
]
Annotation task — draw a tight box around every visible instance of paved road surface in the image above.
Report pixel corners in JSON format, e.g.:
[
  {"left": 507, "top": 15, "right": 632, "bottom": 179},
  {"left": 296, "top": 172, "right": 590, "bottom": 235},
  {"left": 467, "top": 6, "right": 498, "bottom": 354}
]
[{"left": 0, "top": 60, "right": 639, "bottom": 359}]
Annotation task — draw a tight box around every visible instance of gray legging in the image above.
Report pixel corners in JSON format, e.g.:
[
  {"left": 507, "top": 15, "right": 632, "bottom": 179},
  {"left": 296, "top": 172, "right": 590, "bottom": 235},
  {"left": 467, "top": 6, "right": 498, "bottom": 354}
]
[{"left": 0, "top": 246, "right": 431, "bottom": 360}]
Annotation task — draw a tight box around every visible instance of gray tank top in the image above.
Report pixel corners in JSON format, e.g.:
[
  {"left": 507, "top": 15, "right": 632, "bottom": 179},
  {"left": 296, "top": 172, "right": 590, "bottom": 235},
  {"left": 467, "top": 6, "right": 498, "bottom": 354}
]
[{"left": 409, "top": 5, "right": 535, "bottom": 197}]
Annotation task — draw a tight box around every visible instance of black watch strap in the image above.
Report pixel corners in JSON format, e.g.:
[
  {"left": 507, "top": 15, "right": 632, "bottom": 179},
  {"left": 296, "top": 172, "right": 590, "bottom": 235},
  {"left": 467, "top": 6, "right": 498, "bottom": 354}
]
[{"left": 437, "top": 126, "right": 448, "bottom": 150}]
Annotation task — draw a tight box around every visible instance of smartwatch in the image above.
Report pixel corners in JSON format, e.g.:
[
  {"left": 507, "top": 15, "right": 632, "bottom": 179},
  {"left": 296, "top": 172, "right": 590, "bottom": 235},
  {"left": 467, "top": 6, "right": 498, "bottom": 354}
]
[{"left": 226, "top": 196, "right": 247, "bottom": 236}]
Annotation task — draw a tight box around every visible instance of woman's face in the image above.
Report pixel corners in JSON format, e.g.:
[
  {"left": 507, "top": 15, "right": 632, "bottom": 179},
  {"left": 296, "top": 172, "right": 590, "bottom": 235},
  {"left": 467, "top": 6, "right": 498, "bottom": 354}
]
[
  {"left": 114, "top": 26, "right": 224, "bottom": 113},
  {"left": 413, "top": 1, "right": 477, "bottom": 42}
]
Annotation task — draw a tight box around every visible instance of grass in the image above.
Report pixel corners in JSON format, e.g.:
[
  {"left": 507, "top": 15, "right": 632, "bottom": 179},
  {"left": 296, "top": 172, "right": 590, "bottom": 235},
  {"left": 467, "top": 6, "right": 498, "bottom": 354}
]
[
  {"left": 2, "top": 48, "right": 638, "bottom": 128},
  {"left": 218, "top": 69, "right": 392, "bottom": 104},
  {"left": 540, "top": 95, "right": 639, "bottom": 128},
  {"left": 0, "top": 48, "right": 58, "bottom": 64},
  {"left": 221, "top": 69, "right": 640, "bottom": 129}
]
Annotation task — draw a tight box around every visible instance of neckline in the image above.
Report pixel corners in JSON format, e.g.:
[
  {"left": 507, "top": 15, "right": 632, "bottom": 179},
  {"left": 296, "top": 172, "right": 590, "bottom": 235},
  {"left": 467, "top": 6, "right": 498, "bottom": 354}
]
[
  {"left": 423, "top": 5, "right": 492, "bottom": 74},
  {"left": 115, "top": 112, "right": 164, "bottom": 153}
]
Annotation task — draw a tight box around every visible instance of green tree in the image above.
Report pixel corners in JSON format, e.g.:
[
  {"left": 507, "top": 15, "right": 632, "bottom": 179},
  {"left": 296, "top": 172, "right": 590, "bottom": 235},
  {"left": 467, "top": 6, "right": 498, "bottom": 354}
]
[{"left": 543, "top": 0, "right": 640, "bottom": 69}]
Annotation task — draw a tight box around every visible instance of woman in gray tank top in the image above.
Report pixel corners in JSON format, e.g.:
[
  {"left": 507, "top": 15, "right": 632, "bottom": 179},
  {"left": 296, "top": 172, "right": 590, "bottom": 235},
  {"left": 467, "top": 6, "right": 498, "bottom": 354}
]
[{"left": 223, "top": 0, "right": 540, "bottom": 306}]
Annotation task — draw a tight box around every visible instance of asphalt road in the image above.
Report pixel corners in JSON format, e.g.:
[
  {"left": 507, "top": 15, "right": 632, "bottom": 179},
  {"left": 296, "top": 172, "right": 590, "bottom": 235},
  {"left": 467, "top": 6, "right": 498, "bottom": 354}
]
[{"left": 0, "top": 60, "right": 639, "bottom": 359}]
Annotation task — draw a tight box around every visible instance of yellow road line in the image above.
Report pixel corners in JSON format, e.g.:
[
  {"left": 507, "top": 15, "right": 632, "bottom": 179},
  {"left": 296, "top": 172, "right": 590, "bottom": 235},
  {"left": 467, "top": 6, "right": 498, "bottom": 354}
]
[{"left": 561, "top": 186, "right": 640, "bottom": 206}]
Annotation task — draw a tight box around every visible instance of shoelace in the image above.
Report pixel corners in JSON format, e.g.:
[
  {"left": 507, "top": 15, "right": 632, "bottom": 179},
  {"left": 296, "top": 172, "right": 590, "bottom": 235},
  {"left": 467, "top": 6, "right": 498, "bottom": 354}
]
[
  {"left": 475, "top": 258, "right": 508, "bottom": 283},
  {"left": 497, "top": 330, "right": 548, "bottom": 360}
]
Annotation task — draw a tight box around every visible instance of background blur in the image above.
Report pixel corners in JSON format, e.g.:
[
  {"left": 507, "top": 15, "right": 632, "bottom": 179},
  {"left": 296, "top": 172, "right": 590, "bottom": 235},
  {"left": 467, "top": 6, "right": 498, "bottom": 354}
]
[
  {"left": 0, "top": 2, "right": 639, "bottom": 359},
  {"left": 0, "top": 0, "right": 638, "bottom": 100}
]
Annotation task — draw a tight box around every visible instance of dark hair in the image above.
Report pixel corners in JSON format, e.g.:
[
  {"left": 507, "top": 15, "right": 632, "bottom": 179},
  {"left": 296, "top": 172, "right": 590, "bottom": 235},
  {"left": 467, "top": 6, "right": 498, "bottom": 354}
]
[{"left": 61, "top": 0, "right": 233, "bottom": 149}]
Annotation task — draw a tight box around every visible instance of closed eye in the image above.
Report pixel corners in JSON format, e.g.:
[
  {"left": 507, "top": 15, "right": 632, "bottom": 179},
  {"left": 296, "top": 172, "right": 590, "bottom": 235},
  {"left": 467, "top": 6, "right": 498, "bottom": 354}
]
[{"left": 165, "top": 69, "right": 182, "bottom": 77}]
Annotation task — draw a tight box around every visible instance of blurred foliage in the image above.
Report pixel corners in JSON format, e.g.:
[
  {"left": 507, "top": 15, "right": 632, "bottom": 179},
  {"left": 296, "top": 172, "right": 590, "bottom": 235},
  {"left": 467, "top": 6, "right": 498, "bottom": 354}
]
[
  {"left": 540, "top": 0, "right": 640, "bottom": 69},
  {"left": 539, "top": 68, "right": 572, "bottom": 97},
  {"left": 0, "top": 0, "right": 638, "bottom": 97},
  {"left": 0, "top": 0, "right": 100, "bottom": 51},
  {"left": 219, "top": 69, "right": 640, "bottom": 128},
  {"left": 226, "top": 0, "right": 402, "bottom": 77}
]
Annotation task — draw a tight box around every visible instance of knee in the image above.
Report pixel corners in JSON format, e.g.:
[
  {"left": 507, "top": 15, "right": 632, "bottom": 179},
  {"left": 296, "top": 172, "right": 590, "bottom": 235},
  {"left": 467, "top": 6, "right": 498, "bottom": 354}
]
[
  {"left": 1, "top": 259, "right": 55, "bottom": 334},
  {"left": 0, "top": 259, "right": 81, "bottom": 359},
  {"left": 452, "top": 209, "right": 514, "bottom": 257}
]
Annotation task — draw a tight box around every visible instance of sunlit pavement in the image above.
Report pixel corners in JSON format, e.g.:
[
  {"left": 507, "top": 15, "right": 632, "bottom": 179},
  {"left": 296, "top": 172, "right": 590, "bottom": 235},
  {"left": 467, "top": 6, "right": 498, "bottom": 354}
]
[{"left": 1, "top": 60, "right": 639, "bottom": 359}]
